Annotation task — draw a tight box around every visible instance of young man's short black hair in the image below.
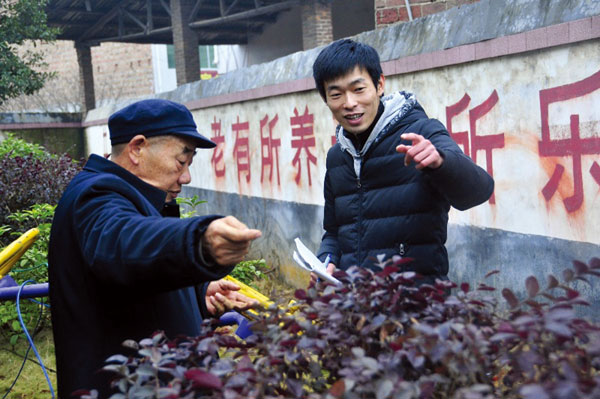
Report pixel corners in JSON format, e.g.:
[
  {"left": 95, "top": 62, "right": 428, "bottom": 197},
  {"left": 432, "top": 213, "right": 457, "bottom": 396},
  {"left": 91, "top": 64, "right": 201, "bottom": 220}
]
[{"left": 312, "top": 39, "right": 383, "bottom": 101}]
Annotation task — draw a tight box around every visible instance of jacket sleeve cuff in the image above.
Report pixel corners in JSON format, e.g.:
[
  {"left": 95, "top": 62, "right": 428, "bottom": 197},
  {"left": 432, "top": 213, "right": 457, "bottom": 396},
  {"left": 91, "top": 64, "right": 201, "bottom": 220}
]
[
  {"left": 193, "top": 216, "right": 222, "bottom": 269},
  {"left": 317, "top": 252, "right": 339, "bottom": 266},
  {"left": 197, "top": 236, "right": 218, "bottom": 268},
  {"left": 190, "top": 215, "right": 234, "bottom": 281},
  {"left": 422, "top": 147, "right": 458, "bottom": 180}
]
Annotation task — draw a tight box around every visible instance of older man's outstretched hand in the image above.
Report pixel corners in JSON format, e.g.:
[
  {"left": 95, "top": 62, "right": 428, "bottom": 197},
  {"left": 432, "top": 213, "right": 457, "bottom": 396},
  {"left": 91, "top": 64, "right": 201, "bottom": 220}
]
[
  {"left": 205, "top": 279, "right": 259, "bottom": 316},
  {"left": 203, "top": 216, "right": 262, "bottom": 266}
]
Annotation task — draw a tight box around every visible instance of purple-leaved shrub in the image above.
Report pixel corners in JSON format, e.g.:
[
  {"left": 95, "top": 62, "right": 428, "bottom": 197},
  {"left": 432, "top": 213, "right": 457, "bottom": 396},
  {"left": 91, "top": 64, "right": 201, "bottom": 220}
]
[
  {"left": 87, "top": 257, "right": 600, "bottom": 399},
  {"left": 0, "top": 152, "right": 81, "bottom": 242}
]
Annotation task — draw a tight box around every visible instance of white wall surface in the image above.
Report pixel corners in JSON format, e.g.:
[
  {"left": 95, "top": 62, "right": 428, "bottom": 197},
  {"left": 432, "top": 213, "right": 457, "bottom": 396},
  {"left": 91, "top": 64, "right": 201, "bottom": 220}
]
[{"left": 88, "top": 41, "right": 600, "bottom": 246}]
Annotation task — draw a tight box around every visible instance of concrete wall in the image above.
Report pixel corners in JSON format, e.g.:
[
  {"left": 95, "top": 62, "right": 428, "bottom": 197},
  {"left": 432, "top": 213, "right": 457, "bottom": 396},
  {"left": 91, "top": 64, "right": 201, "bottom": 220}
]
[{"left": 82, "top": 0, "right": 600, "bottom": 314}]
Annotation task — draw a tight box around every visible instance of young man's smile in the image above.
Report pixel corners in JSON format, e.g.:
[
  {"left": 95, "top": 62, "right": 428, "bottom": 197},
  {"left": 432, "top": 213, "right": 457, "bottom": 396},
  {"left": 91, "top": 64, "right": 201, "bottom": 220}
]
[{"left": 345, "top": 112, "right": 365, "bottom": 125}]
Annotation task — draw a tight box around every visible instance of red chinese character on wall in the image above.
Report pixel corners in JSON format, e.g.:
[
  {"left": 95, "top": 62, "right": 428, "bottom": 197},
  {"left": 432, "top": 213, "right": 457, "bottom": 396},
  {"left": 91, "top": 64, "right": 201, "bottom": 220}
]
[
  {"left": 260, "top": 114, "right": 281, "bottom": 186},
  {"left": 210, "top": 116, "right": 225, "bottom": 178},
  {"left": 232, "top": 116, "right": 250, "bottom": 183},
  {"left": 290, "top": 106, "right": 317, "bottom": 186},
  {"left": 446, "top": 90, "right": 505, "bottom": 204},
  {"left": 538, "top": 69, "right": 600, "bottom": 213}
]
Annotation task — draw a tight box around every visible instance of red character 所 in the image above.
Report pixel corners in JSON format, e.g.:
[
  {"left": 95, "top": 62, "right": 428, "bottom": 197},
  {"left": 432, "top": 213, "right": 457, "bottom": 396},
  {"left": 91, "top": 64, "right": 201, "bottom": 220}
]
[
  {"left": 260, "top": 114, "right": 281, "bottom": 186},
  {"left": 446, "top": 90, "right": 505, "bottom": 204}
]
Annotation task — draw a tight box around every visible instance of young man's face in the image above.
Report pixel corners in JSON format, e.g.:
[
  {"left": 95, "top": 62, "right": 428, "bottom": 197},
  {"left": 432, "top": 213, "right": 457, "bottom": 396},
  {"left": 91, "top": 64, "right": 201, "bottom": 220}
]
[
  {"left": 138, "top": 136, "right": 197, "bottom": 202},
  {"left": 324, "top": 66, "right": 385, "bottom": 135}
]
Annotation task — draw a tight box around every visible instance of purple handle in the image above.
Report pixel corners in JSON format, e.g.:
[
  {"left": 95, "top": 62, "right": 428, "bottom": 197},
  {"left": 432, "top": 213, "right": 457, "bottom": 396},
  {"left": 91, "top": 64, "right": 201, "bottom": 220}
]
[
  {"left": 0, "top": 282, "right": 49, "bottom": 301},
  {"left": 219, "top": 311, "right": 253, "bottom": 339}
]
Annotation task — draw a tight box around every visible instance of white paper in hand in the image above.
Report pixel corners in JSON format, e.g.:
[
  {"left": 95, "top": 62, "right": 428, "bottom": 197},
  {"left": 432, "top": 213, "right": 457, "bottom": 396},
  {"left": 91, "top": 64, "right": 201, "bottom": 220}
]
[{"left": 293, "top": 237, "right": 340, "bottom": 285}]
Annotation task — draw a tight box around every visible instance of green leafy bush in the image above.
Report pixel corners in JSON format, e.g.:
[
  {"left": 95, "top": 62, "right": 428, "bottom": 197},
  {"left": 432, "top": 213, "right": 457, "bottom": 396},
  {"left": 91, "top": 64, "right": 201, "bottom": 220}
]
[
  {"left": 0, "top": 0, "right": 58, "bottom": 103},
  {"left": 0, "top": 133, "right": 75, "bottom": 345},
  {"left": 231, "top": 259, "right": 270, "bottom": 288},
  {"left": 93, "top": 257, "right": 600, "bottom": 399},
  {"left": 6, "top": 204, "right": 54, "bottom": 272},
  {"left": 0, "top": 133, "right": 50, "bottom": 159},
  {"left": 176, "top": 195, "right": 207, "bottom": 219},
  {"left": 0, "top": 204, "right": 55, "bottom": 346}
]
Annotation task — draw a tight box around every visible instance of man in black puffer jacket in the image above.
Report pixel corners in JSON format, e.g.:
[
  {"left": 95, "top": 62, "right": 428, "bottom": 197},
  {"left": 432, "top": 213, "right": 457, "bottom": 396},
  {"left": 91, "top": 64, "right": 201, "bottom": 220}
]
[{"left": 312, "top": 39, "right": 494, "bottom": 283}]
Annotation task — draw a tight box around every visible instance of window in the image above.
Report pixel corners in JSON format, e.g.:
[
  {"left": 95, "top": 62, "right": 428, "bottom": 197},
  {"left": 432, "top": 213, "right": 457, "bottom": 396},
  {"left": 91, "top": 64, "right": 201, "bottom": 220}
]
[
  {"left": 167, "top": 45, "right": 175, "bottom": 69},
  {"left": 166, "top": 45, "right": 216, "bottom": 70},
  {"left": 199, "top": 45, "right": 216, "bottom": 70}
]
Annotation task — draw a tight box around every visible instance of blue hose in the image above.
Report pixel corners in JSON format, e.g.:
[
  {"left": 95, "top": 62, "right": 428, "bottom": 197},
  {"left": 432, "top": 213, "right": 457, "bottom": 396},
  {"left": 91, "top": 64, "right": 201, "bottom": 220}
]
[{"left": 15, "top": 280, "right": 55, "bottom": 398}]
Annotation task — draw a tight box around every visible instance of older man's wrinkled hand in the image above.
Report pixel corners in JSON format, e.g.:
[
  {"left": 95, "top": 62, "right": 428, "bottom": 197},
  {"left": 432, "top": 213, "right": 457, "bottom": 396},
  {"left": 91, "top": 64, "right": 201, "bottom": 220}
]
[
  {"left": 203, "top": 216, "right": 262, "bottom": 266},
  {"left": 205, "top": 279, "right": 259, "bottom": 316}
]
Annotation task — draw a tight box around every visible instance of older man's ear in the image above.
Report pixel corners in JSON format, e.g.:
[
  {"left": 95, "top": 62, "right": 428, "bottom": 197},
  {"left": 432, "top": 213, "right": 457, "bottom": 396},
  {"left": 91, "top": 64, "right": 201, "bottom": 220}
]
[{"left": 126, "top": 135, "right": 147, "bottom": 166}]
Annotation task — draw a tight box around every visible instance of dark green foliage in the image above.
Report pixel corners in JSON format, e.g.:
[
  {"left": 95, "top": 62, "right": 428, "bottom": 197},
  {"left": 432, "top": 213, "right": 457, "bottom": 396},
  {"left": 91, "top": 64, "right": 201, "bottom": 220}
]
[
  {"left": 95, "top": 257, "right": 600, "bottom": 399},
  {"left": 176, "top": 195, "right": 208, "bottom": 219},
  {"left": 0, "top": 134, "right": 79, "bottom": 345},
  {"left": 0, "top": 0, "right": 59, "bottom": 104},
  {"left": 0, "top": 132, "right": 49, "bottom": 159},
  {"left": 0, "top": 204, "right": 54, "bottom": 346},
  {"left": 231, "top": 259, "right": 270, "bottom": 288}
]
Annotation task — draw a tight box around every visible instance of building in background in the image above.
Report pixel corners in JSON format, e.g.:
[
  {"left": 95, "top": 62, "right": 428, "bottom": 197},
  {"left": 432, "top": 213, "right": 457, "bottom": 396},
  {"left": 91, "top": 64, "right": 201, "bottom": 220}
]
[
  {"left": 0, "top": 0, "right": 479, "bottom": 113},
  {"left": 3, "top": 0, "right": 597, "bottom": 308},
  {"left": 151, "top": 44, "right": 245, "bottom": 94}
]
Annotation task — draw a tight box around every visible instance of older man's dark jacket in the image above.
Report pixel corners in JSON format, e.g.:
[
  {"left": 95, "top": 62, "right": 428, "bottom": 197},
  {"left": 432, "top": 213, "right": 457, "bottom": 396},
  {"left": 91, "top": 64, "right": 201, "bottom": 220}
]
[
  {"left": 317, "top": 91, "right": 494, "bottom": 279},
  {"left": 48, "top": 154, "right": 231, "bottom": 397}
]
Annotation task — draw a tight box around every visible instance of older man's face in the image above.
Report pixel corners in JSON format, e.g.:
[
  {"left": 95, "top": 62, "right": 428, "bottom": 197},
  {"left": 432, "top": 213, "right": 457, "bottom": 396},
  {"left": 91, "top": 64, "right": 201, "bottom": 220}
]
[{"left": 137, "top": 136, "right": 197, "bottom": 202}]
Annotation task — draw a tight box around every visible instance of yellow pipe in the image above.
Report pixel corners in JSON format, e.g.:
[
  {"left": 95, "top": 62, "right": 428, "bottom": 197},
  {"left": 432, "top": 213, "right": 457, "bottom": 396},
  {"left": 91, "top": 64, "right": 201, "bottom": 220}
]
[
  {"left": 0, "top": 228, "right": 40, "bottom": 279},
  {"left": 224, "top": 275, "right": 273, "bottom": 307},
  {"left": 224, "top": 275, "right": 298, "bottom": 320}
]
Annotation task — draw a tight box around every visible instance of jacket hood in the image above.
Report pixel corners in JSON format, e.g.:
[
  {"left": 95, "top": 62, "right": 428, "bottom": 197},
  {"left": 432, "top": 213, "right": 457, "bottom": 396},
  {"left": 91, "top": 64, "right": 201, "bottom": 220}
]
[{"left": 336, "top": 91, "right": 418, "bottom": 177}]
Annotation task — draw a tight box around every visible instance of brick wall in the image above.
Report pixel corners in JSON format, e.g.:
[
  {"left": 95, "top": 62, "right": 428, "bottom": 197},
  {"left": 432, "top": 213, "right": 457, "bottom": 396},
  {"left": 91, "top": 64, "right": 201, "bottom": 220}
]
[
  {"left": 301, "top": 0, "right": 334, "bottom": 50},
  {"left": 375, "top": 0, "right": 481, "bottom": 28},
  {"left": 0, "top": 0, "right": 481, "bottom": 112},
  {"left": 91, "top": 42, "right": 154, "bottom": 107},
  {"left": 0, "top": 40, "right": 154, "bottom": 112}
]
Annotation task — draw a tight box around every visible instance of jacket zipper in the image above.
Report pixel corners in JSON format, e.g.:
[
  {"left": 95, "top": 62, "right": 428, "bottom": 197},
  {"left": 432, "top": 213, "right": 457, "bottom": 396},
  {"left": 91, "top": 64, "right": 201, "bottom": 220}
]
[
  {"left": 398, "top": 243, "right": 405, "bottom": 256},
  {"left": 356, "top": 157, "right": 363, "bottom": 265}
]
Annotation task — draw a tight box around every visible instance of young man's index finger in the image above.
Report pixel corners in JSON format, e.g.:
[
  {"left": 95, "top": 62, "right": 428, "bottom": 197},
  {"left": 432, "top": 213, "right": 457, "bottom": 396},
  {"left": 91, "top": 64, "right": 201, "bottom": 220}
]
[{"left": 400, "top": 132, "right": 422, "bottom": 144}]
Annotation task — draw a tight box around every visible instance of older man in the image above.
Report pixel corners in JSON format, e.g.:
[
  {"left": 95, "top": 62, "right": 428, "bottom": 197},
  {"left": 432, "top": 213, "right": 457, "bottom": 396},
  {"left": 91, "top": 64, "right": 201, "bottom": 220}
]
[{"left": 48, "top": 99, "right": 261, "bottom": 397}]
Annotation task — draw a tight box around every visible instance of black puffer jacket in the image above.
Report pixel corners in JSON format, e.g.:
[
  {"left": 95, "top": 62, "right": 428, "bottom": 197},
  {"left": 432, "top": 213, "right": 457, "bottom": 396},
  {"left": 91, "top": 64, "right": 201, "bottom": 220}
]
[{"left": 317, "top": 91, "right": 494, "bottom": 278}]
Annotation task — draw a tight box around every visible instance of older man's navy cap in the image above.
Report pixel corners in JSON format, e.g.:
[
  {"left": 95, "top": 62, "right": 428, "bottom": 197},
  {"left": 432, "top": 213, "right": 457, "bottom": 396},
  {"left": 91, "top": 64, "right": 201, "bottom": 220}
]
[{"left": 108, "top": 99, "right": 216, "bottom": 148}]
